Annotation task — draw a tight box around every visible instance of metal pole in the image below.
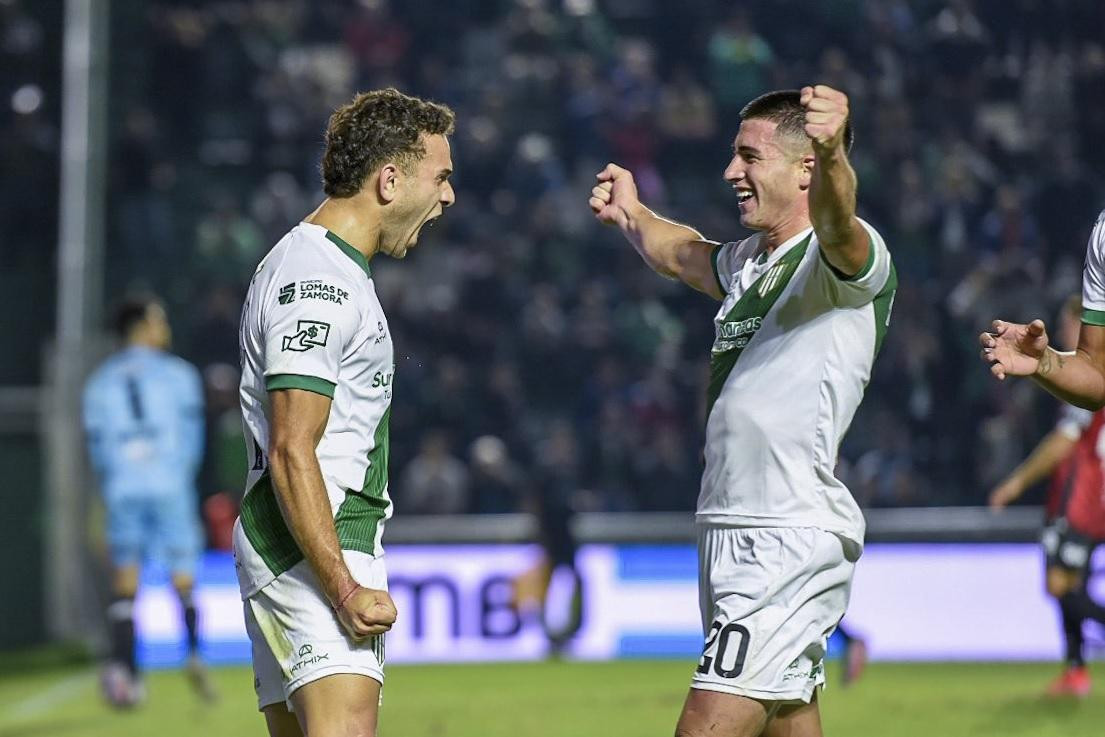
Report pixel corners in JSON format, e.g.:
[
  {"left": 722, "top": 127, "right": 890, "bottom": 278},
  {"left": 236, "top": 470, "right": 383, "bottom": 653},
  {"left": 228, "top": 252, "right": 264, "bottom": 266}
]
[{"left": 47, "top": 0, "right": 109, "bottom": 642}]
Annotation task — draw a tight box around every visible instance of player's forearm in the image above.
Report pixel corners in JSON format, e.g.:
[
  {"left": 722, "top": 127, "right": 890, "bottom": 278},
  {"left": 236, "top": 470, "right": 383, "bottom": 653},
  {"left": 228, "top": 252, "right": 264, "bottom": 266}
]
[
  {"left": 1032, "top": 348, "right": 1105, "bottom": 410},
  {"left": 622, "top": 203, "right": 707, "bottom": 281},
  {"left": 268, "top": 443, "right": 357, "bottom": 605},
  {"left": 1007, "top": 431, "right": 1076, "bottom": 491},
  {"left": 810, "top": 148, "right": 866, "bottom": 272}
]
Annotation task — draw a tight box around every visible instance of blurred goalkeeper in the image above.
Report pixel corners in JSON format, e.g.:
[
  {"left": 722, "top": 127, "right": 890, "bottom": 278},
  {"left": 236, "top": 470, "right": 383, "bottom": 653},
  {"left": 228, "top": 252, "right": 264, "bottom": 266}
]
[
  {"left": 989, "top": 295, "right": 1105, "bottom": 697},
  {"left": 83, "top": 296, "right": 214, "bottom": 707},
  {"left": 591, "top": 85, "right": 895, "bottom": 737}
]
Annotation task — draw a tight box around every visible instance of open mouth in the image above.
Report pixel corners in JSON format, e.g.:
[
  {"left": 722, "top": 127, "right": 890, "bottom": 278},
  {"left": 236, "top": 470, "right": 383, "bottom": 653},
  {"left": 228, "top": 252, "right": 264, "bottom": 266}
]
[{"left": 736, "top": 190, "right": 754, "bottom": 205}]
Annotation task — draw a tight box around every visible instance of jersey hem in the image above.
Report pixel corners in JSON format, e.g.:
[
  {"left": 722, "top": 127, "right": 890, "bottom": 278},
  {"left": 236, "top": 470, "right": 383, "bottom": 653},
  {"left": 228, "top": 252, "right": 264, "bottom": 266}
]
[{"left": 266, "top": 373, "right": 336, "bottom": 398}]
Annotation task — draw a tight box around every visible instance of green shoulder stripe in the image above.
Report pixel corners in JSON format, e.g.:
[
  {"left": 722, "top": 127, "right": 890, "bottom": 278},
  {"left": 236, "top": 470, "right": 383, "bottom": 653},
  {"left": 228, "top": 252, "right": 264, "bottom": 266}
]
[
  {"left": 1083, "top": 308, "right": 1105, "bottom": 327},
  {"left": 819, "top": 234, "right": 877, "bottom": 282},
  {"left": 710, "top": 243, "right": 727, "bottom": 294},
  {"left": 706, "top": 234, "right": 812, "bottom": 420},
  {"left": 266, "top": 373, "right": 336, "bottom": 398}
]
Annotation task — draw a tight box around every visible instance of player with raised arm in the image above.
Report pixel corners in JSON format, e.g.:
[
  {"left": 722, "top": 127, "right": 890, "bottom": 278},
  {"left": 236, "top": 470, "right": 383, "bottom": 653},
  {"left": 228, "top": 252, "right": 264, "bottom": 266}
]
[
  {"left": 591, "top": 85, "right": 895, "bottom": 737},
  {"left": 235, "top": 88, "right": 454, "bottom": 737},
  {"left": 981, "top": 210, "right": 1105, "bottom": 409},
  {"left": 990, "top": 296, "right": 1105, "bottom": 696}
]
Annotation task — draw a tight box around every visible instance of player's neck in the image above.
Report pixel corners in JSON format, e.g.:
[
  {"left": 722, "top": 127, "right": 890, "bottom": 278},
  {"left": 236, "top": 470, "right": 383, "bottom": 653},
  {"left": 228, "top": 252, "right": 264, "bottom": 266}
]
[
  {"left": 304, "top": 197, "right": 382, "bottom": 261},
  {"left": 760, "top": 213, "right": 812, "bottom": 253}
]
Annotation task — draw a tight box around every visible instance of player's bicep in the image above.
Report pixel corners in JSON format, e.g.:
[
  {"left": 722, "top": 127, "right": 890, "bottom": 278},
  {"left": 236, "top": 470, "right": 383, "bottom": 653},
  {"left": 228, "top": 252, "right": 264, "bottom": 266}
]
[
  {"left": 268, "top": 388, "right": 331, "bottom": 453},
  {"left": 817, "top": 220, "right": 892, "bottom": 308},
  {"left": 1076, "top": 322, "right": 1105, "bottom": 377},
  {"left": 676, "top": 239, "right": 726, "bottom": 300}
]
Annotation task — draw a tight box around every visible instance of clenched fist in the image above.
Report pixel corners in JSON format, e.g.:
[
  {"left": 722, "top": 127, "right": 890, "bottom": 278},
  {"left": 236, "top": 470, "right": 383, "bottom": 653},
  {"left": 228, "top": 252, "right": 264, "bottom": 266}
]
[
  {"left": 335, "top": 586, "right": 397, "bottom": 641},
  {"left": 800, "top": 85, "right": 849, "bottom": 153},
  {"left": 590, "top": 163, "right": 642, "bottom": 229}
]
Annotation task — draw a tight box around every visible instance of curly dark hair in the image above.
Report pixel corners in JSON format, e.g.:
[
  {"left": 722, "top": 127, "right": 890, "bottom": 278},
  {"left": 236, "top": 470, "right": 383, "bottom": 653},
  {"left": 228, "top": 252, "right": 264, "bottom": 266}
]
[
  {"left": 321, "top": 88, "right": 456, "bottom": 198},
  {"left": 740, "top": 89, "right": 854, "bottom": 154}
]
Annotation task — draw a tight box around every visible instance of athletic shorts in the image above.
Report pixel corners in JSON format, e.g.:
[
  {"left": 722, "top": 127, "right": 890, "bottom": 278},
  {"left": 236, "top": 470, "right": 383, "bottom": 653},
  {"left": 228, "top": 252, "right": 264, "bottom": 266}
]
[
  {"left": 107, "top": 493, "right": 202, "bottom": 574},
  {"left": 693, "top": 525, "right": 856, "bottom": 704},
  {"left": 1041, "top": 518, "right": 1098, "bottom": 574},
  {"left": 244, "top": 550, "right": 387, "bottom": 711}
]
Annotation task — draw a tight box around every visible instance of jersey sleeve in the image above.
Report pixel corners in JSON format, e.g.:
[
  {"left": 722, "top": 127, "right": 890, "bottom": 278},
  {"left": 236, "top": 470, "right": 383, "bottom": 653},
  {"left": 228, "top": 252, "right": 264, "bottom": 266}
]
[
  {"left": 178, "top": 363, "right": 206, "bottom": 472},
  {"left": 81, "top": 375, "right": 107, "bottom": 474},
  {"left": 710, "top": 241, "right": 743, "bottom": 295},
  {"left": 815, "top": 219, "right": 892, "bottom": 308},
  {"left": 262, "top": 274, "right": 361, "bottom": 399},
  {"left": 1081, "top": 209, "right": 1105, "bottom": 325},
  {"left": 1056, "top": 404, "right": 1094, "bottom": 441}
]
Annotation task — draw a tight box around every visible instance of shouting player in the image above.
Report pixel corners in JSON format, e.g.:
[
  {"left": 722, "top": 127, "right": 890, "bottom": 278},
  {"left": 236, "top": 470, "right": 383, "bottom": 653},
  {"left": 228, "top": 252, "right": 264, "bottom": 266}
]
[
  {"left": 591, "top": 85, "right": 895, "bottom": 736},
  {"left": 990, "top": 297, "right": 1105, "bottom": 696},
  {"left": 235, "top": 88, "right": 454, "bottom": 737}
]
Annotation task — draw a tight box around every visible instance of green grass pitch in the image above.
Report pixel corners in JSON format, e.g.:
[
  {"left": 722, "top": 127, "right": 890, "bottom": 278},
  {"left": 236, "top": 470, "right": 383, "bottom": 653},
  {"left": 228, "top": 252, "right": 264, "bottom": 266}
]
[{"left": 3, "top": 658, "right": 1105, "bottom": 736}]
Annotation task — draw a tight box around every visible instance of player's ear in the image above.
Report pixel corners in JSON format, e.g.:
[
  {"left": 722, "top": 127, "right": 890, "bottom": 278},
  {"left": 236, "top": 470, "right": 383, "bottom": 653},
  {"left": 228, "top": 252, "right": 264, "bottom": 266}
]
[
  {"left": 376, "top": 163, "right": 401, "bottom": 203},
  {"left": 798, "top": 154, "right": 815, "bottom": 191}
]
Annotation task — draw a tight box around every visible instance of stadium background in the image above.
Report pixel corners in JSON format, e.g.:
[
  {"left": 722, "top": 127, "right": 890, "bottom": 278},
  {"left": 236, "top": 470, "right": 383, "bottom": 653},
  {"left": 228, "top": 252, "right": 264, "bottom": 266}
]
[{"left": 4, "top": 0, "right": 1105, "bottom": 735}]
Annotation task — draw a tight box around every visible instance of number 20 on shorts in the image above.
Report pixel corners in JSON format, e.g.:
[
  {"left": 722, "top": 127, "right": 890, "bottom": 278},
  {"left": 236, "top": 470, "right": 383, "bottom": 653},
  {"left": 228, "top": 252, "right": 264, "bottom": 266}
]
[{"left": 697, "top": 620, "right": 751, "bottom": 679}]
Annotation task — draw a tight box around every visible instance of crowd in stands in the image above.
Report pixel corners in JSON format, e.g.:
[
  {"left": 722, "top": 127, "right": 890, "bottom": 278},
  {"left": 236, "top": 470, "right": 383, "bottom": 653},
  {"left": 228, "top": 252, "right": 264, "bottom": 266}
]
[{"left": 9, "top": 0, "right": 1105, "bottom": 513}]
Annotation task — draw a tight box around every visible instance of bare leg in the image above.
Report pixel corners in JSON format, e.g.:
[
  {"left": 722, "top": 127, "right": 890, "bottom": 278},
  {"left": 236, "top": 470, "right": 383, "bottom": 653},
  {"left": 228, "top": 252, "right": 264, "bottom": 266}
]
[
  {"left": 262, "top": 702, "right": 304, "bottom": 737},
  {"left": 674, "top": 688, "right": 771, "bottom": 737},
  {"left": 763, "top": 693, "right": 822, "bottom": 737},
  {"left": 289, "top": 673, "right": 381, "bottom": 737}
]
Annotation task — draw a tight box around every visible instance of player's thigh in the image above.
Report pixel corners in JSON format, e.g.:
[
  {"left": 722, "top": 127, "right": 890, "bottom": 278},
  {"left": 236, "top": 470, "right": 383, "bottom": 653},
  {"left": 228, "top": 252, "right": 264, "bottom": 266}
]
[
  {"left": 106, "top": 496, "right": 147, "bottom": 574},
  {"left": 262, "top": 702, "right": 304, "bottom": 737},
  {"left": 1046, "top": 565, "right": 1083, "bottom": 598},
  {"left": 289, "top": 673, "right": 381, "bottom": 737},
  {"left": 674, "top": 687, "right": 769, "bottom": 737},
  {"left": 763, "top": 694, "right": 822, "bottom": 737}
]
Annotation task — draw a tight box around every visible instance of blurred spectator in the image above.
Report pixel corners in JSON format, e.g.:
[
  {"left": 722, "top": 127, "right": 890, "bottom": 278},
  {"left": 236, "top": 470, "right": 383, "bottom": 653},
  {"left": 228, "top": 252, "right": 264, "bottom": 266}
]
[{"left": 400, "top": 430, "right": 470, "bottom": 515}]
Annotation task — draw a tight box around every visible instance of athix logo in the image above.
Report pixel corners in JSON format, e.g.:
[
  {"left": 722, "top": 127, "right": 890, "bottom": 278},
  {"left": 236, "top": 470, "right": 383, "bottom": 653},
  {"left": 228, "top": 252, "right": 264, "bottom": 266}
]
[
  {"left": 289, "top": 642, "right": 330, "bottom": 675},
  {"left": 282, "top": 320, "right": 331, "bottom": 352},
  {"left": 278, "top": 282, "right": 296, "bottom": 304}
]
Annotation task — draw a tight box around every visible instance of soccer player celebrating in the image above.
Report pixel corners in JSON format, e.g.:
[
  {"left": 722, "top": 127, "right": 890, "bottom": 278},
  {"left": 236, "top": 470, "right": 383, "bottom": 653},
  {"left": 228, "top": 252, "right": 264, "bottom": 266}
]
[
  {"left": 591, "top": 85, "right": 895, "bottom": 736},
  {"left": 83, "top": 296, "right": 213, "bottom": 707},
  {"left": 989, "top": 296, "right": 1105, "bottom": 697},
  {"left": 235, "top": 89, "right": 454, "bottom": 737}
]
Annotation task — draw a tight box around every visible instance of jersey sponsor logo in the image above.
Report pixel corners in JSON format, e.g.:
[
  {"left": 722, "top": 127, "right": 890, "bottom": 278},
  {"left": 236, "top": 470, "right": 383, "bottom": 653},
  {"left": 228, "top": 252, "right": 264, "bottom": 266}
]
[
  {"left": 713, "top": 316, "right": 762, "bottom": 353},
  {"left": 371, "top": 370, "right": 393, "bottom": 389},
  {"left": 281, "top": 320, "right": 331, "bottom": 352},
  {"left": 277, "top": 282, "right": 296, "bottom": 304},
  {"left": 298, "top": 280, "right": 349, "bottom": 305}
]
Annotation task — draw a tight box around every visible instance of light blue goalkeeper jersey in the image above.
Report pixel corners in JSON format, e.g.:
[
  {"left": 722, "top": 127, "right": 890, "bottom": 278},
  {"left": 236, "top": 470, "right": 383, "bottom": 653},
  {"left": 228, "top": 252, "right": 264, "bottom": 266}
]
[{"left": 82, "top": 346, "right": 205, "bottom": 502}]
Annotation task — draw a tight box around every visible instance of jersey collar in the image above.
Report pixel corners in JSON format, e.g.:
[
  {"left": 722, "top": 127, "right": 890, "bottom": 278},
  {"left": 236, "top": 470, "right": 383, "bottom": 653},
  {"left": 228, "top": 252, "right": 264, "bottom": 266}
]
[
  {"left": 324, "top": 229, "right": 372, "bottom": 278},
  {"left": 755, "top": 226, "right": 814, "bottom": 266}
]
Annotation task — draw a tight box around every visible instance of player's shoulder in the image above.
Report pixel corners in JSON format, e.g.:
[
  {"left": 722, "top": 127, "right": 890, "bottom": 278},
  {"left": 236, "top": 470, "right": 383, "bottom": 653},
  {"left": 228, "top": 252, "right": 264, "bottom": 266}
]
[{"left": 272, "top": 223, "right": 365, "bottom": 284}]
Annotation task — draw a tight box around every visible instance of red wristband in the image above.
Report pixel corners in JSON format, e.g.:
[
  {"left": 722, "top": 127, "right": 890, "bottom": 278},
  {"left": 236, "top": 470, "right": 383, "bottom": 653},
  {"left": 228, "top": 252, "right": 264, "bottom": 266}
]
[{"left": 334, "top": 584, "right": 361, "bottom": 611}]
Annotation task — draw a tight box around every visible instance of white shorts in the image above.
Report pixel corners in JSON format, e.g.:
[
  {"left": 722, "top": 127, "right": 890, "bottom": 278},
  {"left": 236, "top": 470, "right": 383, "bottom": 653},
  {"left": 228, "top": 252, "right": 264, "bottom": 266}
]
[
  {"left": 692, "top": 526, "right": 856, "bottom": 704},
  {"left": 244, "top": 550, "right": 388, "bottom": 711}
]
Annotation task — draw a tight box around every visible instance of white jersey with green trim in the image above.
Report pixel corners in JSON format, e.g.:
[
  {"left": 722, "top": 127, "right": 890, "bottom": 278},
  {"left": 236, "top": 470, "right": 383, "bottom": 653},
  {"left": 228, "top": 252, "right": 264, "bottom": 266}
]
[
  {"left": 1080, "top": 209, "right": 1105, "bottom": 325},
  {"left": 699, "top": 219, "right": 895, "bottom": 550},
  {"left": 233, "top": 222, "right": 394, "bottom": 598}
]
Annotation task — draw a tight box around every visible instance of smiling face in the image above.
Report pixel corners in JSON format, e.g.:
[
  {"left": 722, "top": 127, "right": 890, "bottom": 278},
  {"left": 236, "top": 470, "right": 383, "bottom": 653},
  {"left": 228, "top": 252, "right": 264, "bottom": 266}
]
[
  {"left": 380, "top": 133, "right": 455, "bottom": 259},
  {"left": 722, "top": 118, "right": 812, "bottom": 235}
]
